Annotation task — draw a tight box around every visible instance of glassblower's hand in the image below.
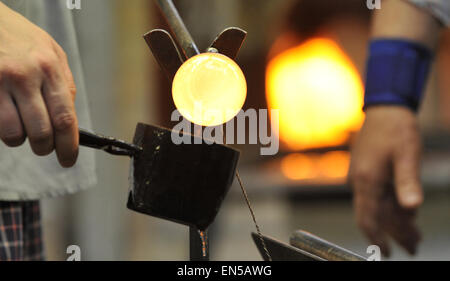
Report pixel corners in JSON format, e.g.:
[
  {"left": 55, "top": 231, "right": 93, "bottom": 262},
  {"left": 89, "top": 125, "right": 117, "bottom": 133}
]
[
  {"left": 349, "top": 106, "right": 423, "bottom": 256},
  {"left": 0, "top": 3, "right": 78, "bottom": 167}
]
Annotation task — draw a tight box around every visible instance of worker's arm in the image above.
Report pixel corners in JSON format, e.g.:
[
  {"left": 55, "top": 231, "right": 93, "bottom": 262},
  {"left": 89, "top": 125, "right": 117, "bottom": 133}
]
[
  {"left": 0, "top": 2, "right": 78, "bottom": 167},
  {"left": 349, "top": 0, "right": 441, "bottom": 256},
  {"left": 372, "top": 0, "right": 441, "bottom": 48}
]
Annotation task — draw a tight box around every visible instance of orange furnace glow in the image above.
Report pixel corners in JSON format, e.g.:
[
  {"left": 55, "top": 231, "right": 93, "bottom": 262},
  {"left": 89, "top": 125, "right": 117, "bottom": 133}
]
[
  {"left": 280, "top": 151, "right": 350, "bottom": 181},
  {"left": 266, "top": 38, "right": 365, "bottom": 151}
]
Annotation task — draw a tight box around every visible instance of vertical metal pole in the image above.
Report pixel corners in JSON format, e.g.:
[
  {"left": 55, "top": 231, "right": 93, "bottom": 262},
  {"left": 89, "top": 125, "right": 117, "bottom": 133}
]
[
  {"left": 154, "top": 0, "right": 200, "bottom": 58},
  {"left": 153, "top": 0, "right": 208, "bottom": 261},
  {"left": 190, "top": 228, "right": 209, "bottom": 261}
]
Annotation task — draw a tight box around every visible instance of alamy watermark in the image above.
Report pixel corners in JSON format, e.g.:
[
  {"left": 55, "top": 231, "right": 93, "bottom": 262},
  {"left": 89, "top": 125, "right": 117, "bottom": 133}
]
[
  {"left": 171, "top": 108, "right": 280, "bottom": 156},
  {"left": 66, "top": 245, "right": 81, "bottom": 261},
  {"left": 367, "top": 245, "right": 381, "bottom": 261},
  {"left": 67, "top": 0, "right": 81, "bottom": 10},
  {"left": 366, "top": 0, "right": 381, "bottom": 10}
]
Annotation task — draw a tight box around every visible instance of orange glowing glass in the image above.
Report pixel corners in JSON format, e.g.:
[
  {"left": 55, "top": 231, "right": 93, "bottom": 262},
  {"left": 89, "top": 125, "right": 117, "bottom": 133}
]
[
  {"left": 172, "top": 53, "right": 247, "bottom": 127},
  {"left": 266, "top": 38, "right": 365, "bottom": 150}
]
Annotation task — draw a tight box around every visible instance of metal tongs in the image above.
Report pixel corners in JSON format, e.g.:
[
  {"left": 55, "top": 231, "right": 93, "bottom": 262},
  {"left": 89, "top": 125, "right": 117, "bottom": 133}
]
[{"left": 79, "top": 128, "right": 142, "bottom": 157}]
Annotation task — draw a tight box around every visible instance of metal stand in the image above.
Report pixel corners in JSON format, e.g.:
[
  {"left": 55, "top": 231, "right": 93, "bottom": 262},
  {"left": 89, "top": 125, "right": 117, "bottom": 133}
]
[
  {"left": 144, "top": 0, "right": 247, "bottom": 261},
  {"left": 190, "top": 228, "right": 209, "bottom": 261}
]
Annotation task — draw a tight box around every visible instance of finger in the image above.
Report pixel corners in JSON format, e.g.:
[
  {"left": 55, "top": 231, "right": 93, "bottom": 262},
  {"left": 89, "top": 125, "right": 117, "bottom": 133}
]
[
  {"left": 393, "top": 137, "right": 423, "bottom": 209},
  {"left": 12, "top": 86, "right": 54, "bottom": 156},
  {"left": 381, "top": 196, "right": 422, "bottom": 255},
  {"left": 386, "top": 218, "right": 421, "bottom": 255},
  {"left": 0, "top": 91, "right": 25, "bottom": 147},
  {"left": 350, "top": 151, "right": 391, "bottom": 256},
  {"left": 354, "top": 194, "right": 391, "bottom": 257},
  {"left": 52, "top": 41, "right": 76, "bottom": 101},
  {"left": 42, "top": 62, "right": 78, "bottom": 167}
]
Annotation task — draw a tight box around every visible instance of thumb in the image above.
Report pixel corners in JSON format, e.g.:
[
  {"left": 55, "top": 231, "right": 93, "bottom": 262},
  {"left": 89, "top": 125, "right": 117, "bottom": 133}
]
[{"left": 393, "top": 140, "right": 423, "bottom": 209}]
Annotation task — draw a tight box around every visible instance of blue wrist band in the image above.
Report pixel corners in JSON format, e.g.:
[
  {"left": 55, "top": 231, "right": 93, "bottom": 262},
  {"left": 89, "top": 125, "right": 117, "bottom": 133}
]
[{"left": 364, "top": 39, "right": 433, "bottom": 112}]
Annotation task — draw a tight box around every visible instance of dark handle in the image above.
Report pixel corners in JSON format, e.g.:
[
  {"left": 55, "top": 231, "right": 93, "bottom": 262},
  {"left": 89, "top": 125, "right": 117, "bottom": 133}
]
[{"left": 79, "top": 128, "right": 142, "bottom": 157}]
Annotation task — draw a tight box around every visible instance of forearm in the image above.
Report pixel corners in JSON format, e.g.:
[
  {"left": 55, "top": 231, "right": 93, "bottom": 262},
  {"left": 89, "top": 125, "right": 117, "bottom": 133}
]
[
  {"left": 351, "top": 0, "right": 438, "bottom": 255},
  {"left": 371, "top": 0, "right": 441, "bottom": 49},
  {"left": 363, "top": 0, "right": 442, "bottom": 112},
  {"left": 0, "top": 1, "right": 23, "bottom": 28},
  {"left": 0, "top": 1, "right": 13, "bottom": 17},
  {"left": 0, "top": 2, "right": 9, "bottom": 21}
]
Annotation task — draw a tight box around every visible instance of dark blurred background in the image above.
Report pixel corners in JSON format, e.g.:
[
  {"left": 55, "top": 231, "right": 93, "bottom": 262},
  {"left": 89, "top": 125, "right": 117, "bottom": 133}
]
[{"left": 42, "top": 0, "right": 450, "bottom": 260}]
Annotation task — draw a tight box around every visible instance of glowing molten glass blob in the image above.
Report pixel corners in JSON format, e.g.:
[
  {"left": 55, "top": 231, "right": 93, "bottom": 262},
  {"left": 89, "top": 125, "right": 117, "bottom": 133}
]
[
  {"left": 172, "top": 53, "right": 247, "bottom": 127},
  {"left": 266, "top": 38, "right": 365, "bottom": 150}
]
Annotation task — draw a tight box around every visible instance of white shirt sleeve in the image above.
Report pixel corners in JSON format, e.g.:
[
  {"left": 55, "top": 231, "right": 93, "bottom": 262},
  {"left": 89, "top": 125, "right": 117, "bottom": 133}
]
[{"left": 407, "top": 0, "right": 450, "bottom": 26}]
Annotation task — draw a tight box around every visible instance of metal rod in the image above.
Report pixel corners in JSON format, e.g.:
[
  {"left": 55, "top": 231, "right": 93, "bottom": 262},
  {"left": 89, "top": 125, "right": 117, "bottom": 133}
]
[
  {"left": 189, "top": 122, "right": 209, "bottom": 261},
  {"left": 155, "top": 0, "right": 200, "bottom": 58},
  {"left": 189, "top": 228, "right": 209, "bottom": 261},
  {"left": 290, "top": 230, "right": 366, "bottom": 261},
  {"left": 78, "top": 128, "right": 142, "bottom": 156}
]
